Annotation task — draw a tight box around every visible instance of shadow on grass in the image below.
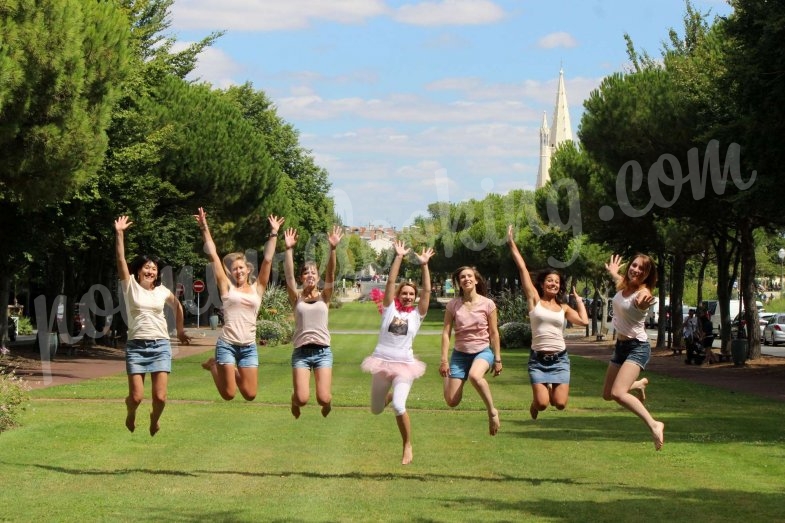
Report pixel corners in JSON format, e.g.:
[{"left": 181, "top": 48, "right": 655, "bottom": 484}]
[{"left": 24, "top": 462, "right": 585, "bottom": 486}]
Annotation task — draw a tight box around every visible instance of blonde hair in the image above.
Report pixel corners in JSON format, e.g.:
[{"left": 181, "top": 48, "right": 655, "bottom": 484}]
[
  {"left": 223, "top": 252, "right": 256, "bottom": 283},
  {"left": 396, "top": 281, "right": 418, "bottom": 298}
]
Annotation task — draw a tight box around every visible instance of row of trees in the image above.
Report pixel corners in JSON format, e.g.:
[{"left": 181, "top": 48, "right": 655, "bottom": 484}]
[{"left": 0, "top": 0, "right": 333, "bottom": 342}]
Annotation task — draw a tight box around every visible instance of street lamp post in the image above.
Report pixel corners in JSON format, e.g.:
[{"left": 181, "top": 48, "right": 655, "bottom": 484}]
[{"left": 779, "top": 249, "right": 785, "bottom": 298}]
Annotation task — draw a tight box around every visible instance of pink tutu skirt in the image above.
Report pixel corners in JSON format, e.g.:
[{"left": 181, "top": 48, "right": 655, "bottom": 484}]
[{"left": 361, "top": 355, "right": 426, "bottom": 381}]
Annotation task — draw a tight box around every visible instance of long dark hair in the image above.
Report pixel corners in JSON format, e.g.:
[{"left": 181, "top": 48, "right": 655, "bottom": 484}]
[
  {"left": 535, "top": 269, "right": 566, "bottom": 304},
  {"left": 128, "top": 254, "right": 163, "bottom": 287},
  {"left": 451, "top": 266, "right": 488, "bottom": 297}
]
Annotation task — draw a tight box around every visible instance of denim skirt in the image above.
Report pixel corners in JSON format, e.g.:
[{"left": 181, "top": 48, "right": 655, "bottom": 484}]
[
  {"left": 126, "top": 339, "right": 172, "bottom": 374},
  {"left": 528, "top": 350, "right": 570, "bottom": 385}
]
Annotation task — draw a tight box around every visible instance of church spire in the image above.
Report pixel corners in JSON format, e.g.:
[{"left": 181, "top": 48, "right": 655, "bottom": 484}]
[{"left": 536, "top": 69, "right": 573, "bottom": 189}]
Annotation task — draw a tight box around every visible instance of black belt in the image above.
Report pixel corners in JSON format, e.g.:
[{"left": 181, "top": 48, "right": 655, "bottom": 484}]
[
  {"left": 533, "top": 350, "right": 565, "bottom": 362},
  {"left": 298, "top": 344, "right": 328, "bottom": 351}
]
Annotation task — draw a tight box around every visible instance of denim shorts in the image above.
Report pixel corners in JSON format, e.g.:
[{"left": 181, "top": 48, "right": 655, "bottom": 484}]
[
  {"left": 449, "top": 346, "right": 494, "bottom": 380},
  {"left": 528, "top": 350, "right": 570, "bottom": 384},
  {"left": 126, "top": 339, "right": 172, "bottom": 375},
  {"left": 292, "top": 344, "right": 333, "bottom": 370},
  {"left": 610, "top": 339, "right": 651, "bottom": 369},
  {"left": 215, "top": 338, "right": 259, "bottom": 368}
]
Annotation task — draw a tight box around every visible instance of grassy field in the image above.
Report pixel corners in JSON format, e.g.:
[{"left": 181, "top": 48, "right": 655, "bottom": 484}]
[{"left": 2, "top": 302, "right": 785, "bottom": 522}]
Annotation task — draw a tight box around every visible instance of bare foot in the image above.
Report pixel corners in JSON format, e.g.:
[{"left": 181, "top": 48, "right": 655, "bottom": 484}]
[
  {"left": 401, "top": 443, "right": 413, "bottom": 465},
  {"left": 488, "top": 409, "right": 500, "bottom": 436},
  {"left": 291, "top": 398, "right": 301, "bottom": 419},
  {"left": 321, "top": 402, "right": 332, "bottom": 418},
  {"left": 201, "top": 357, "right": 216, "bottom": 370},
  {"left": 651, "top": 421, "right": 665, "bottom": 451},
  {"left": 149, "top": 413, "right": 160, "bottom": 437},
  {"left": 125, "top": 398, "right": 136, "bottom": 433},
  {"left": 633, "top": 377, "right": 649, "bottom": 402},
  {"left": 529, "top": 403, "right": 539, "bottom": 420}
]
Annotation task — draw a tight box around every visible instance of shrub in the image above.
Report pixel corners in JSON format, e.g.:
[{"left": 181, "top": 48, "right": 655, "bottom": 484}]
[
  {"left": 258, "top": 284, "right": 291, "bottom": 322},
  {"left": 256, "top": 320, "right": 285, "bottom": 347},
  {"left": 16, "top": 316, "right": 33, "bottom": 336},
  {"left": 499, "top": 322, "right": 531, "bottom": 349},
  {"left": 494, "top": 288, "right": 529, "bottom": 325},
  {"left": 0, "top": 367, "right": 30, "bottom": 433}
]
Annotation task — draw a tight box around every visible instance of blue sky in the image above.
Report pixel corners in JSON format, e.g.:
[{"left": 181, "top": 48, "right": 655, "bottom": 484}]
[{"left": 169, "top": 0, "right": 732, "bottom": 229}]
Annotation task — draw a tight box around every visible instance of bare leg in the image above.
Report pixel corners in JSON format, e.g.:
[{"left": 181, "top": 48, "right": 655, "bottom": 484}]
[
  {"left": 549, "top": 383, "right": 569, "bottom": 411},
  {"left": 125, "top": 374, "right": 145, "bottom": 433},
  {"left": 396, "top": 413, "right": 413, "bottom": 465},
  {"left": 236, "top": 366, "right": 258, "bottom": 401},
  {"left": 604, "top": 362, "right": 664, "bottom": 450},
  {"left": 443, "top": 377, "right": 465, "bottom": 408},
  {"left": 314, "top": 367, "right": 333, "bottom": 417},
  {"left": 467, "top": 360, "right": 499, "bottom": 436},
  {"left": 629, "top": 377, "right": 648, "bottom": 402},
  {"left": 370, "top": 373, "right": 393, "bottom": 415},
  {"left": 291, "top": 367, "right": 311, "bottom": 419},
  {"left": 530, "top": 383, "right": 551, "bottom": 420},
  {"left": 149, "top": 372, "right": 168, "bottom": 437}
]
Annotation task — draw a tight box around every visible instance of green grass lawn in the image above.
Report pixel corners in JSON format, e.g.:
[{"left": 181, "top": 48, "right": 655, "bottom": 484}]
[{"left": 2, "top": 302, "right": 785, "bottom": 522}]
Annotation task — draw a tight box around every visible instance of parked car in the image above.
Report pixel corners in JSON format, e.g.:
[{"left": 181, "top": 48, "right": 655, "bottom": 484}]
[
  {"left": 762, "top": 313, "right": 785, "bottom": 346},
  {"left": 731, "top": 311, "right": 775, "bottom": 338},
  {"left": 647, "top": 299, "right": 692, "bottom": 329}
]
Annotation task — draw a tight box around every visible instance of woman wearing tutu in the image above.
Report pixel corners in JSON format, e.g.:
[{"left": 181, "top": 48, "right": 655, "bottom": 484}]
[
  {"left": 195, "top": 207, "right": 284, "bottom": 401},
  {"left": 604, "top": 254, "right": 665, "bottom": 450},
  {"left": 114, "top": 215, "right": 190, "bottom": 436},
  {"left": 507, "top": 225, "right": 588, "bottom": 419},
  {"left": 362, "top": 240, "right": 434, "bottom": 465}
]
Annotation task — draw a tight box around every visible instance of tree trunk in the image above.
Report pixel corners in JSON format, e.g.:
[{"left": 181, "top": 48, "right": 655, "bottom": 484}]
[
  {"left": 739, "top": 219, "right": 761, "bottom": 359},
  {"left": 671, "top": 253, "right": 687, "bottom": 352},
  {"left": 0, "top": 274, "right": 10, "bottom": 347}
]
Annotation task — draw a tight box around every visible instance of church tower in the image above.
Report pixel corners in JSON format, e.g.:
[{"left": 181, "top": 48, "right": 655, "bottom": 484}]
[{"left": 536, "top": 69, "right": 573, "bottom": 188}]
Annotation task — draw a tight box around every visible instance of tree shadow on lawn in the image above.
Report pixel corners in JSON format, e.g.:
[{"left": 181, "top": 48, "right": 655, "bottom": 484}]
[
  {"left": 25, "top": 462, "right": 586, "bottom": 486},
  {"left": 502, "top": 411, "right": 783, "bottom": 444},
  {"left": 443, "top": 487, "right": 784, "bottom": 521}
]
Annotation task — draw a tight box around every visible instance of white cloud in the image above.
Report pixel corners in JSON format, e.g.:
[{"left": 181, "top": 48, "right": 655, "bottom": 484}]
[
  {"left": 171, "top": 0, "right": 389, "bottom": 31},
  {"left": 393, "top": 0, "right": 506, "bottom": 26},
  {"left": 176, "top": 44, "right": 245, "bottom": 89},
  {"left": 537, "top": 31, "right": 578, "bottom": 49}
]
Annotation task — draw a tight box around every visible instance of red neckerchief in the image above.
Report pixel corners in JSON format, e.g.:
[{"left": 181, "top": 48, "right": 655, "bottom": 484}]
[{"left": 394, "top": 298, "right": 415, "bottom": 313}]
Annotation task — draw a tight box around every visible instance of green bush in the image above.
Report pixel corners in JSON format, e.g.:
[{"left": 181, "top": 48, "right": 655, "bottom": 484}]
[
  {"left": 499, "top": 321, "right": 531, "bottom": 349},
  {"left": 258, "top": 284, "right": 291, "bottom": 322},
  {"left": 256, "top": 319, "right": 285, "bottom": 346},
  {"left": 0, "top": 367, "right": 30, "bottom": 433},
  {"left": 495, "top": 288, "right": 528, "bottom": 325},
  {"left": 16, "top": 316, "right": 33, "bottom": 335}
]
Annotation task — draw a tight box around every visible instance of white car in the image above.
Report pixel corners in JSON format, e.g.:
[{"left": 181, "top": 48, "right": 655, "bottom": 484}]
[{"left": 762, "top": 313, "right": 785, "bottom": 346}]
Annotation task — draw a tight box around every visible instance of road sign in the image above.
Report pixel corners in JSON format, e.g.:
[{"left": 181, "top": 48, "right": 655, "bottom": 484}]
[{"left": 193, "top": 279, "right": 205, "bottom": 293}]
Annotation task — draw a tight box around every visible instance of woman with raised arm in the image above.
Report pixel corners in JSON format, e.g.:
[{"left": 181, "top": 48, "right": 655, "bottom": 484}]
[
  {"left": 361, "top": 241, "right": 435, "bottom": 465},
  {"left": 507, "top": 225, "right": 589, "bottom": 419},
  {"left": 440, "top": 265, "right": 502, "bottom": 436},
  {"left": 195, "top": 208, "right": 284, "bottom": 401},
  {"left": 604, "top": 253, "right": 665, "bottom": 450},
  {"left": 114, "top": 215, "right": 190, "bottom": 436},
  {"left": 283, "top": 225, "right": 343, "bottom": 418}
]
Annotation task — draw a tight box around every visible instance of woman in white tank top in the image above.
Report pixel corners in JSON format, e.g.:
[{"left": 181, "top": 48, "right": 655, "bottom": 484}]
[
  {"left": 508, "top": 226, "right": 588, "bottom": 420},
  {"left": 195, "top": 208, "right": 284, "bottom": 402},
  {"left": 604, "top": 254, "right": 665, "bottom": 451}
]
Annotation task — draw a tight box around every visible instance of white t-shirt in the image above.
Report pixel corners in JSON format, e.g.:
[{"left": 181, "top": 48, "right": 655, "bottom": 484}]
[
  {"left": 121, "top": 277, "right": 171, "bottom": 340},
  {"left": 371, "top": 304, "right": 424, "bottom": 362}
]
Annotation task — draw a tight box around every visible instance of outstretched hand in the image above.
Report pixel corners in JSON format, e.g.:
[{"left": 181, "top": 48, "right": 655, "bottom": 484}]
[
  {"left": 328, "top": 225, "right": 344, "bottom": 249},
  {"left": 194, "top": 207, "right": 208, "bottom": 230},
  {"left": 605, "top": 254, "right": 623, "bottom": 276},
  {"left": 393, "top": 240, "right": 410, "bottom": 258},
  {"left": 506, "top": 224, "right": 516, "bottom": 244},
  {"left": 268, "top": 214, "right": 284, "bottom": 233},
  {"left": 415, "top": 246, "right": 435, "bottom": 265},
  {"left": 114, "top": 215, "right": 132, "bottom": 233},
  {"left": 284, "top": 228, "right": 298, "bottom": 249}
]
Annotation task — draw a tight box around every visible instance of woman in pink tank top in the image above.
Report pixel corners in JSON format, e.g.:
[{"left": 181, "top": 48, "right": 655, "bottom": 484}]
[
  {"left": 507, "top": 225, "right": 588, "bottom": 420},
  {"left": 195, "top": 208, "right": 284, "bottom": 402},
  {"left": 284, "top": 225, "right": 344, "bottom": 419},
  {"left": 604, "top": 254, "right": 665, "bottom": 451}
]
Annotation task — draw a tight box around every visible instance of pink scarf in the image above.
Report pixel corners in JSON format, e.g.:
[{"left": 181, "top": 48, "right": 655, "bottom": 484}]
[{"left": 395, "top": 298, "right": 414, "bottom": 313}]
